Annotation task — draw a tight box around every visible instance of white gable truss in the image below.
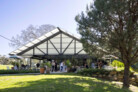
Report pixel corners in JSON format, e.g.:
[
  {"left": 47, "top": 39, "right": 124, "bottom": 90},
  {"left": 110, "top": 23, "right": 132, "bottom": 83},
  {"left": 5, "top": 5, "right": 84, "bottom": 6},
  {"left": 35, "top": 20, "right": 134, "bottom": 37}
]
[{"left": 9, "top": 28, "right": 89, "bottom": 59}]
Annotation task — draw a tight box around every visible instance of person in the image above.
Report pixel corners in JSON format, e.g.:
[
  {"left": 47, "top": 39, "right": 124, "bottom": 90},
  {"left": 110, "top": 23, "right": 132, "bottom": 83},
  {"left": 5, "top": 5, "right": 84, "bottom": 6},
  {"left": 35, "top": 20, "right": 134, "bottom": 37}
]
[
  {"left": 63, "top": 61, "right": 66, "bottom": 72},
  {"left": 86, "top": 64, "right": 89, "bottom": 69},
  {"left": 21, "top": 64, "right": 26, "bottom": 69},
  {"left": 51, "top": 60, "right": 55, "bottom": 72},
  {"left": 7, "top": 66, "right": 10, "bottom": 70},
  {"left": 98, "top": 61, "right": 103, "bottom": 69},
  {"left": 60, "top": 61, "right": 63, "bottom": 72},
  {"left": 14, "top": 65, "right": 18, "bottom": 70},
  {"left": 84, "top": 63, "right": 89, "bottom": 69},
  {"left": 100, "top": 61, "right": 103, "bottom": 69},
  {"left": 98, "top": 61, "right": 100, "bottom": 69},
  {"left": 95, "top": 62, "right": 98, "bottom": 69},
  {"left": 91, "top": 62, "right": 95, "bottom": 69},
  {"left": 55, "top": 61, "right": 57, "bottom": 72},
  {"left": 36, "top": 63, "right": 40, "bottom": 68},
  {"left": 25, "top": 65, "right": 29, "bottom": 69}
]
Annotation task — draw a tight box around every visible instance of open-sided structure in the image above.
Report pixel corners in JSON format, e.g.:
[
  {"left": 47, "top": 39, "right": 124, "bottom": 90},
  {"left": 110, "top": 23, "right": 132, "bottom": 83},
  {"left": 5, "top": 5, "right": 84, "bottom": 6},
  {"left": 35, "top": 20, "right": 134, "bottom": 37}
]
[{"left": 9, "top": 28, "right": 91, "bottom": 60}]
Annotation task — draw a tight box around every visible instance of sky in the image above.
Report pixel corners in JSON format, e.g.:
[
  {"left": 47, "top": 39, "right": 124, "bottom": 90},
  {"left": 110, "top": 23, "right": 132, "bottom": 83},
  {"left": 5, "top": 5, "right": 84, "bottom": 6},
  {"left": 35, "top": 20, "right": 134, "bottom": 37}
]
[{"left": 0, "top": 0, "right": 92, "bottom": 56}]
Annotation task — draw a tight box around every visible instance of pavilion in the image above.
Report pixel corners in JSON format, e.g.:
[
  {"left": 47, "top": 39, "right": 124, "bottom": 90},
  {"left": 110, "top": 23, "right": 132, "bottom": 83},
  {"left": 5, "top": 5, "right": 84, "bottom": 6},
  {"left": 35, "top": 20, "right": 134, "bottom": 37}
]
[{"left": 9, "top": 27, "right": 92, "bottom": 67}]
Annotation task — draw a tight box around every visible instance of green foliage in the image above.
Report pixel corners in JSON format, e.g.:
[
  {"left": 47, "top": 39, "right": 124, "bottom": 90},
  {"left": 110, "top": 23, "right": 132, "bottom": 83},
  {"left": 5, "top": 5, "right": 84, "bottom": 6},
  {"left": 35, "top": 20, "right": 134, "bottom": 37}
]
[
  {"left": 0, "top": 70, "right": 39, "bottom": 74},
  {"left": 77, "top": 69, "right": 111, "bottom": 76},
  {"left": 111, "top": 60, "right": 124, "bottom": 68},
  {"left": 70, "top": 57, "right": 79, "bottom": 66},
  {"left": 75, "top": 0, "right": 138, "bottom": 63},
  {"left": 45, "top": 62, "right": 51, "bottom": 68},
  {"left": 75, "top": 0, "right": 138, "bottom": 88},
  {"left": 77, "top": 68, "right": 135, "bottom": 78},
  {"left": 66, "top": 59, "right": 71, "bottom": 68},
  {"left": 40, "top": 63, "right": 45, "bottom": 68},
  {"left": 0, "top": 55, "right": 13, "bottom": 65},
  {"left": 133, "top": 62, "right": 138, "bottom": 69},
  {"left": 10, "top": 62, "right": 19, "bottom": 66}
]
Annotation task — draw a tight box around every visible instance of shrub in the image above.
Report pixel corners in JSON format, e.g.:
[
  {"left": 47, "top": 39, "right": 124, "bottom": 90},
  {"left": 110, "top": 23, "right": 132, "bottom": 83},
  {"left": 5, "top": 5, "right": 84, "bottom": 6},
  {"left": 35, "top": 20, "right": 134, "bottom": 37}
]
[
  {"left": 66, "top": 59, "right": 71, "bottom": 68},
  {"left": 77, "top": 69, "right": 110, "bottom": 76},
  {"left": 45, "top": 62, "right": 51, "bottom": 68},
  {"left": 0, "top": 70, "right": 39, "bottom": 74},
  {"left": 40, "top": 63, "right": 45, "bottom": 68},
  {"left": 77, "top": 68, "right": 137, "bottom": 86},
  {"left": 10, "top": 62, "right": 19, "bottom": 66},
  {"left": 111, "top": 60, "right": 124, "bottom": 68}
]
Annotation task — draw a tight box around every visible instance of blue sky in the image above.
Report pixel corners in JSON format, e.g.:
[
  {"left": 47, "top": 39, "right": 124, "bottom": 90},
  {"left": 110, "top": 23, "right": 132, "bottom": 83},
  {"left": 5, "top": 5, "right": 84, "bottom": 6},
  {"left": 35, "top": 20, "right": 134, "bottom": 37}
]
[{"left": 0, "top": 0, "right": 92, "bottom": 56}]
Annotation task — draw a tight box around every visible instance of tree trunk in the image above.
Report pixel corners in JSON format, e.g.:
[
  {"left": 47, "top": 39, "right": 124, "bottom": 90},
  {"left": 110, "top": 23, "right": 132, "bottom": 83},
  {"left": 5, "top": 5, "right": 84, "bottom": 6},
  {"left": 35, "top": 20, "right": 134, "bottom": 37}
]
[{"left": 123, "top": 62, "right": 130, "bottom": 88}]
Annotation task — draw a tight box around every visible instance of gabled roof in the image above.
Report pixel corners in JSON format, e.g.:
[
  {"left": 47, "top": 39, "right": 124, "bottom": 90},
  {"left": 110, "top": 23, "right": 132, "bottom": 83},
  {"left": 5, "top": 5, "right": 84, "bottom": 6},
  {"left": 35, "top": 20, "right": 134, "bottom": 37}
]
[{"left": 9, "top": 27, "right": 87, "bottom": 58}]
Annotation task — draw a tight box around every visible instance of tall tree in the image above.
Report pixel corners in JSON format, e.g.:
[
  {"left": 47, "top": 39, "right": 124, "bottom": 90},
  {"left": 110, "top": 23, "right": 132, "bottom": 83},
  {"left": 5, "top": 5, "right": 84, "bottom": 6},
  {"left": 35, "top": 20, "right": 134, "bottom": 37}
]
[
  {"left": 75, "top": 0, "right": 138, "bottom": 88},
  {"left": 10, "top": 24, "right": 56, "bottom": 48}
]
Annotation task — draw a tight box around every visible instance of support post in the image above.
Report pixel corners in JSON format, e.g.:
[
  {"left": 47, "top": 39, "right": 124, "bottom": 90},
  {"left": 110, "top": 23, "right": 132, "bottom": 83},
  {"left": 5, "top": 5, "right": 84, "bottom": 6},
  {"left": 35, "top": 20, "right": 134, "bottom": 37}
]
[
  {"left": 60, "top": 33, "right": 62, "bottom": 54},
  {"left": 47, "top": 41, "right": 48, "bottom": 54},
  {"left": 39, "top": 60, "right": 41, "bottom": 64},
  {"left": 19, "top": 59, "right": 21, "bottom": 70},
  {"left": 74, "top": 40, "right": 76, "bottom": 54},
  {"left": 30, "top": 58, "right": 32, "bottom": 69}
]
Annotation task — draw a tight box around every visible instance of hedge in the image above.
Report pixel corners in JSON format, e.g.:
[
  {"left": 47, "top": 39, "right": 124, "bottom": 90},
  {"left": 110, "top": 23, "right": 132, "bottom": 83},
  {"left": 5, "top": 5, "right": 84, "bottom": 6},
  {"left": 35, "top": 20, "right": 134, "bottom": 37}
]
[
  {"left": 0, "top": 70, "right": 39, "bottom": 74},
  {"left": 77, "top": 68, "right": 111, "bottom": 76},
  {"left": 77, "top": 68, "right": 138, "bottom": 86}
]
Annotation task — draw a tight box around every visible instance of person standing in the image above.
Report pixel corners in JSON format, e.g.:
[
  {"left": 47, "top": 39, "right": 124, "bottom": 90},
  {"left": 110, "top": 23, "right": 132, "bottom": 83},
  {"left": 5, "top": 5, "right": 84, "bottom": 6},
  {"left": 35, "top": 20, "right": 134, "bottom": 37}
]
[
  {"left": 98, "top": 61, "right": 100, "bottom": 69},
  {"left": 86, "top": 64, "right": 89, "bottom": 69},
  {"left": 51, "top": 60, "right": 55, "bottom": 72},
  {"left": 91, "top": 62, "right": 95, "bottom": 69},
  {"left": 60, "top": 61, "right": 63, "bottom": 72},
  {"left": 55, "top": 61, "right": 57, "bottom": 72},
  {"left": 63, "top": 61, "right": 66, "bottom": 72},
  {"left": 36, "top": 63, "right": 40, "bottom": 69}
]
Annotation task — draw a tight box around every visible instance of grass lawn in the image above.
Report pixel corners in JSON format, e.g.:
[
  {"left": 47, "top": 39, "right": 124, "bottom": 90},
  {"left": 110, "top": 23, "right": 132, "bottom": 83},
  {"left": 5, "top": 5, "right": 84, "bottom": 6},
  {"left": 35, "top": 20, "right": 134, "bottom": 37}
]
[
  {"left": 0, "top": 74, "right": 137, "bottom": 92},
  {"left": 0, "top": 65, "right": 13, "bottom": 70}
]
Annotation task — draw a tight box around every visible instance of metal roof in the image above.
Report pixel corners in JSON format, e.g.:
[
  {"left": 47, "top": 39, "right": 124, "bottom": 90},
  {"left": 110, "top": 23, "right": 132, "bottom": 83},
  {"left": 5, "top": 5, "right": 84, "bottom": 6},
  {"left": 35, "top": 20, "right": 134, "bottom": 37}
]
[{"left": 9, "top": 27, "right": 88, "bottom": 59}]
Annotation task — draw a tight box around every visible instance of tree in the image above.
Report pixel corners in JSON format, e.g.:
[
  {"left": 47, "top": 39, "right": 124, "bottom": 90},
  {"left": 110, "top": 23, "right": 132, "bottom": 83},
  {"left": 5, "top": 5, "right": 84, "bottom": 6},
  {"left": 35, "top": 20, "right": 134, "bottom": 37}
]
[
  {"left": 10, "top": 24, "right": 56, "bottom": 48},
  {"left": 75, "top": 0, "right": 138, "bottom": 88},
  {"left": 0, "top": 55, "right": 11, "bottom": 65}
]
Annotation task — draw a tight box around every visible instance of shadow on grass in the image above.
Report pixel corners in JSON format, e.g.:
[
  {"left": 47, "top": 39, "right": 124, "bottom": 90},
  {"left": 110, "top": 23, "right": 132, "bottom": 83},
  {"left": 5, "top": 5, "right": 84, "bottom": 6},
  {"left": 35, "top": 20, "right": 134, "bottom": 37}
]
[{"left": 0, "top": 74, "right": 132, "bottom": 92}]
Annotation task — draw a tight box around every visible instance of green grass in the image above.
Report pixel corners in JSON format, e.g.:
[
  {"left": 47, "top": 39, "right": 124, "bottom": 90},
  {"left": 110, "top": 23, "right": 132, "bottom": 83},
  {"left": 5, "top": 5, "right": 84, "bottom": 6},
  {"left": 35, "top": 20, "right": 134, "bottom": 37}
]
[
  {"left": 0, "top": 74, "right": 137, "bottom": 92},
  {"left": 0, "top": 65, "right": 13, "bottom": 70}
]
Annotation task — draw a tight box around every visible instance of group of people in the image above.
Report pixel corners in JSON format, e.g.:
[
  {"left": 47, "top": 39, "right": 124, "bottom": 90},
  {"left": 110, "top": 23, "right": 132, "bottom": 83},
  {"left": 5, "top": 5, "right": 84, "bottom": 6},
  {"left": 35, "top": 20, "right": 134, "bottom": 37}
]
[
  {"left": 12, "top": 64, "right": 29, "bottom": 70},
  {"left": 35, "top": 61, "right": 58, "bottom": 72},
  {"left": 21, "top": 64, "right": 30, "bottom": 69},
  {"left": 83, "top": 61, "right": 106, "bottom": 69},
  {"left": 52, "top": 61, "right": 67, "bottom": 72},
  {"left": 91, "top": 61, "right": 107, "bottom": 69},
  {"left": 50, "top": 60, "right": 68, "bottom": 72},
  {"left": 50, "top": 60, "right": 106, "bottom": 72},
  {"left": 35, "top": 60, "right": 107, "bottom": 72}
]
